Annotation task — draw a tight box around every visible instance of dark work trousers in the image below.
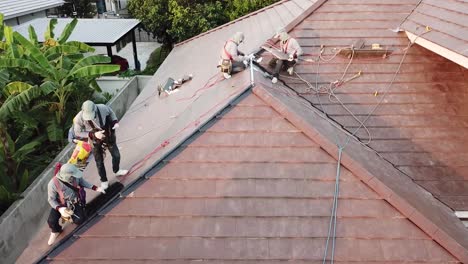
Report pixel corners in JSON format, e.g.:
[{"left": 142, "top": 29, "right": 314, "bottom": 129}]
[
  {"left": 47, "top": 203, "right": 86, "bottom": 233},
  {"left": 232, "top": 61, "right": 246, "bottom": 74},
  {"left": 93, "top": 133, "right": 120, "bottom": 182},
  {"left": 272, "top": 59, "right": 297, "bottom": 78}
]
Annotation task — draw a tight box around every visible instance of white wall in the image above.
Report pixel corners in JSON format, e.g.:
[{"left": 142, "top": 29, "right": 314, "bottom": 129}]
[{"left": 4, "top": 10, "right": 47, "bottom": 26}]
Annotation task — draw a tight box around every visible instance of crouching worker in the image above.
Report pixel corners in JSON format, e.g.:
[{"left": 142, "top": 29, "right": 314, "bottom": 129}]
[
  {"left": 47, "top": 163, "right": 105, "bottom": 245},
  {"left": 270, "top": 28, "right": 303, "bottom": 84},
  {"left": 219, "top": 32, "right": 247, "bottom": 79},
  {"left": 73, "top": 100, "right": 128, "bottom": 191}
]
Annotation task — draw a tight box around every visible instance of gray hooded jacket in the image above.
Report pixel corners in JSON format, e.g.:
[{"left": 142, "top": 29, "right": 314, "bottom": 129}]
[
  {"left": 47, "top": 177, "right": 93, "bottom": 209},
  {"left": 73, "top": 104, "right": 118, "bottom": 139}
]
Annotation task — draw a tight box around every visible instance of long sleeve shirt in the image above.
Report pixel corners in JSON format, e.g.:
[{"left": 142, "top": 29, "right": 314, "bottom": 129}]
[
  {"left": 73, "top": 104, "right": 118, "bottom": 140},
  {"left": 280, "top": 37, "right": 303, "bottom": 58},
  {"left": 47, "top": 177, "right": 94, "bottom": 210},
  {"left": 221, "top": 40, "right": 245, "bottom": 62}
]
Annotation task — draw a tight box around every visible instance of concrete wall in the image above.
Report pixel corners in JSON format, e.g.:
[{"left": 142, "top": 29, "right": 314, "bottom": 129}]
[{"left": 0, "top": 76, "right": 150, "bottom": 264}]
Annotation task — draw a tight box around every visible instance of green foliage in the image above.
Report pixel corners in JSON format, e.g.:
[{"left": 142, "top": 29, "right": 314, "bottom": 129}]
[
  {"left": 129, "top": 0, "right": 279, "bottom": 46},
  {"left": 59, "top": 0, "right": 97, "bottom": 18},
  {"left": 141, "top": 45, "right": 172, "bottom": 75},
  {"left": 0, "top": 16, "right": 119, "bottom": 215}
]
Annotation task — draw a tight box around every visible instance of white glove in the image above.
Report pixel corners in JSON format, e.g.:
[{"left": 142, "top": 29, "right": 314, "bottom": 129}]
[
  {"left": 247, "top": 53, "right": 255, "bottom": 60},
  {"left": 112, "top": 123, "right": 120, "bottom": 130},
  {"left": 288, "top": 55, "right": 294, "bottom": 61},
  {"left": 94, "top": 130, "right": 105, "bottom": 140},
  {"left": 96, "top": 187, "right": 106, "bottom": 194},
  {"left": 58, "top": 207, "right": 73, "bottom": 218}
]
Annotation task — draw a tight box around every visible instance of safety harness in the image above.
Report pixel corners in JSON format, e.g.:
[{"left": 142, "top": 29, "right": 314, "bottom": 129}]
[
  {"left": 220, "top": 40, "right": 236, "bottom": 74},
  {"left": 53, "top": 177, "right": 85, "bottom": 206}
]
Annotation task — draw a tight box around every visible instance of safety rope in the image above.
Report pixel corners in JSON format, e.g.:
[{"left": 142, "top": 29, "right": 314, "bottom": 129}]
[{"left": 272, "top": 28, "right": 430, "bottom": 264}]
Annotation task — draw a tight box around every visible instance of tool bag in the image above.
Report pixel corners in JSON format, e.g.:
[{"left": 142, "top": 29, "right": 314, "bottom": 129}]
[{"left": 220, "top": 59, "right": 232, "bottom": 74}]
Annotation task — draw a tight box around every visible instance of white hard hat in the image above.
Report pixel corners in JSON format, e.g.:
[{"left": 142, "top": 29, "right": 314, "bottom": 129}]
[
  {"left": 81, "top": 100, "right": 96, "bottom": 121},
  {"left": 56, "top": 163, "right": 83, "bottom": 183}
]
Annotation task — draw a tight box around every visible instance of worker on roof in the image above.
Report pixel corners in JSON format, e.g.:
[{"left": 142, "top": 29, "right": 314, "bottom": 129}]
[
  {"left": 73, "top": 101, "right": 128, "bottom": 191},
  {"left": 47, "top": 163, "right": 105, "bottom": 245},
  {"left": 270, "top": 28, "right": 303, "bottom": 84},
  {"left": 219, "top": 32, "right": 247, "bottom": 79}
]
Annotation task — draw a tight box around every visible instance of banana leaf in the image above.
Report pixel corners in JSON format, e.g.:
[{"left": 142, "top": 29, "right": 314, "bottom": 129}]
[
  {"left": 0, "top": 14, "right": 4, "bottom": 40},
  {"left": 12, "top": 138, "right": 44, "bottom": 161},
  {"left": 28, "top": 25, "right": 38, "bottom": 45},
  {"left": 45, "top": 18, "right": 57, "bottom": 40},
  {"left": 0, "top": 70, "right": 9, "bottom": 88},
  {"left": 0, "top": 85, "right": 42, "bottom": 122},
  {"left": 65, "top": 41, "right": 95, "bottom": 52},
  {"left": 70, "top": 64, "right": 120, "bottom": 78},
  {"left": 46, "top": 119, "right": 63, "bottom": 142},
  {"left": 70, "top": 55, "right": 111, "bottom": 73},
  {"left": 44, "top": 45, "right": 80, "bottom": 59},
  {"left": 4, "top": 26, "right": 13, "bottom": 45},
  {"left": 0, "top": 58, "right": 50, "bottom": 78},
  {"left": 58, "top": 18, "right": 78, "bottom": 44},
  {"left": 18, "top": 170, "right": 29, "bottom": 192},
  {"left": 5, "top": 82, "right": 33, "bottom": 96},
  {"left": 13, "top": 32, "right": 55, "bottom": 74}
]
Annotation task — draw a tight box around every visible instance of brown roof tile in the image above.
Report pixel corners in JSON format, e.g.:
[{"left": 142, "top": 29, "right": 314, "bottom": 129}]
[
  {"left": 270, "top": 0, "right": 468, "bottom": 211},
  {"left": 46, "top": 92, "right": 460, "bottom": 262}
]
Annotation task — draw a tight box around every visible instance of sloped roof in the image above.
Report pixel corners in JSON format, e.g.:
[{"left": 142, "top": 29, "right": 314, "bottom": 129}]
[
  {"left": 16, "top": 0, "right": 468, "bottom": 262},
  {"left": 45, "top": 90, "right": 461, "bottom": 262},
  {"left": 263, "top": 0, "right": 468, "bottom": 211},
  {"left": 0, "top": 0, "right": 64, "bottom": 20},
  {"left": 12, "top": 18, "right": 140, "bottom": 44},
  {"left": 401, "top": 0, "right": 468, "bottom": 68},
  {"left": 16, "top": 0, "right": 323, "bottom": 262}
]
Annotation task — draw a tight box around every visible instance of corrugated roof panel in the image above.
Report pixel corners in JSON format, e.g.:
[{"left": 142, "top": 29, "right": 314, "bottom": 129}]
[
  {"left": 12, "top": 18, "right": 140, "bottom": 44},
  {"left": 0, "top": 0, "right": 64, "bottom": 20},
  {"left": 401, "top": 0, "right": 468, "bottom": 58}
]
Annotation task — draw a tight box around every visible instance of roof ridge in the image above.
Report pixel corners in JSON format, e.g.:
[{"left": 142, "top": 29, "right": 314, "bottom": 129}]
[
  {"left": 175, "top": 0, "right": 328, "bottom": 47},
  {"left": 251, "top": 75, "right": 468, "bottom": 263}
]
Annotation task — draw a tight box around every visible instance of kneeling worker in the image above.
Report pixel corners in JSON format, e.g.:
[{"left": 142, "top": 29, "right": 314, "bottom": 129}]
[
  {"left": 73, "top": 100, "right": 128, "bottom": 191},
  {"left": 47, "top": 163, "right": 105, "bottom": 245},
  {"left": 271, "top": 28, "right": 303, "bottom": 83},
  {"left": 220, "top": 32, "right": 247, "bottom": 79}
]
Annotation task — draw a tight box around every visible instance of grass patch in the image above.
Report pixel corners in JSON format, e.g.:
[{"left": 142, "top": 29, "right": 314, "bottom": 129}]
[{"left": 140, "top": 45, "right": 172, "bottom": 75}]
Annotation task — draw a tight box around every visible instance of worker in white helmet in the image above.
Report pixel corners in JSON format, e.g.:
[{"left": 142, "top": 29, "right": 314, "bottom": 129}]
[
  {"left": 46, "top": 163, "right": 105, "bottom": 245},
  {"left": 271, "top": 28, "right": 303, "bottom": 84},
  {"left": 73, "top": 100, "right": 128, "bottom": 191},
  {"left": 219, "top": 32, "right": 247, "bottom": 79}
]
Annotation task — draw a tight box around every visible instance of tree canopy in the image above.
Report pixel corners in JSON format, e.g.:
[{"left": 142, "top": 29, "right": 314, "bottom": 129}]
[{"left": 129, "top": 0, "right": 278, "bottom": 47}]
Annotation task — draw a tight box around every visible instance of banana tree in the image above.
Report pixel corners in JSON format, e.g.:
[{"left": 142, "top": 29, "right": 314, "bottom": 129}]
[
  {"left": 0, "top": 18, "right": 119, "bottom": 143},
  {"left": 0, "top": 17, "right": 120, "bottom": 212}
]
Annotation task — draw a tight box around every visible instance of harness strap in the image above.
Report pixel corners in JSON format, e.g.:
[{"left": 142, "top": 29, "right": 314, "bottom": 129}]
[
  {"left": 223, "top": 40, "right": 236, "bottom": 61},
  {"left": 53, "top": 177, "right": 78, "bottom": 205}
]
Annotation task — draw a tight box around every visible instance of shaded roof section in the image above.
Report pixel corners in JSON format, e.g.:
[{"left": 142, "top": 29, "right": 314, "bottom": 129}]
[
  {"left": 12, "top": 18, "right": 140, "bottom": 44},
  {"left": 401, "top": 0, "right": 468, "bottom": 68},
  {"left": 259, "top": 0, "right": 468, "bottom": 212},
  {"left": 47, "top": 91, "right": 460, "bottom": 263},
  {"left": 0, "top": 0, "right": 64, "bottom": 20}
]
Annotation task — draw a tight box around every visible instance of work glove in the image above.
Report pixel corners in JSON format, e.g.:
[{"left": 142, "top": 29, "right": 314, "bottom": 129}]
[
  {"left": 58, "top": 207, "right": 73, "bottom": 218},
  {"left": 288, "top": 55, "right": 294, "bottom": 61},
  {"left": 94, "top": 130, "right": 105, "bottom": 140},
  {"left": 112, "top": 123, "right": 120, "bottom": 130},
  {"left": 96, "top": 187, "right": 106, "bottom": 194}
]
